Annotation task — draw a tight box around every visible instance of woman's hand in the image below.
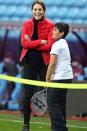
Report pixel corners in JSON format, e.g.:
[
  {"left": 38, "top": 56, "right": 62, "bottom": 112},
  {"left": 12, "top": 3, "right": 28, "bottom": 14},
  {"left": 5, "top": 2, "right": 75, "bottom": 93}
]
[
  {"left": 24, "top": 34, "right": 31, "bottom": 41},
  {"left": 41, "top": 40, "right": 48, "bottom": 44}
]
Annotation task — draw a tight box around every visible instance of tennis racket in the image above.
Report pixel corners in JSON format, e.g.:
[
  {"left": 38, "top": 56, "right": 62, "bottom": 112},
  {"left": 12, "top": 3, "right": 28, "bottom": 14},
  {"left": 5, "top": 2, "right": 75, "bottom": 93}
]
[{"left": 30, "top": 89, "right": 47, "bottom": 116}]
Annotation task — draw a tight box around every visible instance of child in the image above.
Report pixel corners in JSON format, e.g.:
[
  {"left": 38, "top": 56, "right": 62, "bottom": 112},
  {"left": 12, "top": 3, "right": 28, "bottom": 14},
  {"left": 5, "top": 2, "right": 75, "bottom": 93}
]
[{"left": 46, "top": 22, "right": 73, "bottom": 131}]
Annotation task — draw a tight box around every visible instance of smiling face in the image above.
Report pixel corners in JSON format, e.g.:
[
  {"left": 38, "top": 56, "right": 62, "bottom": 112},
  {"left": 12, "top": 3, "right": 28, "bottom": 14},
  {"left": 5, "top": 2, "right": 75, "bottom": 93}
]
[
  {"left": 52, "top": 27, "right": 64, "bottom": 40},
  {"left": 32, "top": 4, "right": 45, "bottom": 20}
]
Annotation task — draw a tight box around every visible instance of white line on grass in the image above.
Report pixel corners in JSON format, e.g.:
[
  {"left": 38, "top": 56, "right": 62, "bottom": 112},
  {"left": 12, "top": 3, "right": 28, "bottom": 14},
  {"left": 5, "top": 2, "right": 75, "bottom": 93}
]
[{"left": 0, "top": 119, "right": 87, "bottom": 129}]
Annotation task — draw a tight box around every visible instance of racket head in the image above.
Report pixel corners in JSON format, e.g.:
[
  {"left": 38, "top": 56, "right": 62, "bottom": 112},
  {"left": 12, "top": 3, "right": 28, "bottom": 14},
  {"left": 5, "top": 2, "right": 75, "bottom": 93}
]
[{"left": 30, "top": 89, "right": 47, "bottom": 116}]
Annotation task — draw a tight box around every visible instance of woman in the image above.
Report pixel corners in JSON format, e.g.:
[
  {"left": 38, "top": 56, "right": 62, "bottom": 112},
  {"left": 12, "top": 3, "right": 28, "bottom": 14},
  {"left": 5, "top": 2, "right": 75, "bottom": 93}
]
[
  {"left": 20, "top": 1, "right": 55, "bottom": 131},
  {"left": 46, "top": 22, "right": 73, "bottom": 131}
]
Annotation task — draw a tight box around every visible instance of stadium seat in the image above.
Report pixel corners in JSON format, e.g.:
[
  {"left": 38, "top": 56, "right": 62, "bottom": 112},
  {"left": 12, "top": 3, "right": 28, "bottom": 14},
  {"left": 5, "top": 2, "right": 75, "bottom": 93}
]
[
  {"left": 71, "top": 19, "right": 83, "bottom": 24},
  {"left": 11, "top": 74, "right": 22, "bottom": 101},
  {"left": 0, "top": 0, "right": 31, "bottom": 5},
  {"left": 4, "top": 6, "right": 17, "bottom": 17},
  {"left": 8, "top": 100, "right": 20, "bottom": 110},
  {"left": 77, "top": 75, "right": 84, "bottom": 81},
  {"left": 4, "top": 5, "right": 25, "bottom": 17},
  {"left": 50, "top": 0, "right": 64, "bottom": 6},
  {"left": 20, "top": 0, "right": 33, "bottom": 5},
  {"left": 75, "top": 0, "right": 87, "bottom": 7},
  {"left": 46, "top": 6, "right": 58, "bottom": 18},
  {"left": 54, "top": 7, "right": 68, "bottom": 18},
  {"left": 77, "top": 8, "right": 87, "bottom": 19},
  {"left": 45, "top": 0, "right": 53, "bottom": 6},
  {"left": 0, "top": 29, "right": 6, "bottom": 37},
  {"left": 7, "top": 73, "right": 22, "bottom": 110},
  {"left": 18, "top": 16, "right": 29, "bottom": 22},
  {"left": 0, "top": 5, "right": 7, "bottom": 16},
  {"left": 64, "top": 0, "right": 75, "bottom": 6},
  {"left": 0, "top": 79, "right": 7, "bottom": 102},
  {"left": 9, "top": 16, "right": 21, "bottom": 21},
  {"left": 0, "top": 0, "right": 6, "bottom": 4},
  {"left": 0, "top": 62, "right": 4, "bottom": 73},
  {"left": 84, "top": 66, "right": 87, "bottom": 79},
  {"left": 13, "top": 6, "right": 30, "bottom": 17},
  {"left": 84, "top": 19, "right": 87, "bottom": 24},
  {"left": 66, "top": 32, "right": 79, "bottom": 42},
  {"left": 53, "top": 18, "right": 61, "bottom": 23},
  {"left": 4, "top": 0, "right": 16, "bottom": 4},
  {"left": 15, "top": 0, "right": 28, "bottom": 5},
  {"left": 66, "top": 7, "right": 79, "bottom": 18},
  {"left": 0, "top": 16, "right": 10, "bottom": 21},
  {"left": 77, "top": 32, "right": 87, "bottom": 43},
  {"left": 62, "top": 19, "right": 72, "bottom": 24},
  {"left": 8, "top": 30, "right": 20, "bottom": 38}
]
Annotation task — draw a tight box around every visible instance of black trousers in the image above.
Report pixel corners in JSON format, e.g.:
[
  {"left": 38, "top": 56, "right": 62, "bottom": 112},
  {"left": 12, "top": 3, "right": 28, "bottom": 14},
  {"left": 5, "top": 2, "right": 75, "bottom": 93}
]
[
  {"left": 47, "top": 79, "right": 72, "bottom": 131},
  {"left": 22, "top": 63, "right": 47, "bottom": 127}
]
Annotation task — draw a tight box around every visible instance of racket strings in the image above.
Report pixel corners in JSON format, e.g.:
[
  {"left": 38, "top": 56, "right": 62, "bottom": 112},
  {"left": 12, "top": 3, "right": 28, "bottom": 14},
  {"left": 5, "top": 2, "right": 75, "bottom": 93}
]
[{"left": 30, "top": 89, "right": 47, "bottom": 116}]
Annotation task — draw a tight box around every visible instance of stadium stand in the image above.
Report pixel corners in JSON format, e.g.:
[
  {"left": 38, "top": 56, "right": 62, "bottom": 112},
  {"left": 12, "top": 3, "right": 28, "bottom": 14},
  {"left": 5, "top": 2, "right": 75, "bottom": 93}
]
[{"left": 0, "top": 0, "right": 87, "bottom": 24}]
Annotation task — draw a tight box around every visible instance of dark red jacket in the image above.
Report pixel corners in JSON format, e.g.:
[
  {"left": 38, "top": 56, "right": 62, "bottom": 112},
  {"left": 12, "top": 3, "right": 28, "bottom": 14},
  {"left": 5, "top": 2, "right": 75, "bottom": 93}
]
[{"left": 20, "top": 17, "right": 55, "bottom": 64}]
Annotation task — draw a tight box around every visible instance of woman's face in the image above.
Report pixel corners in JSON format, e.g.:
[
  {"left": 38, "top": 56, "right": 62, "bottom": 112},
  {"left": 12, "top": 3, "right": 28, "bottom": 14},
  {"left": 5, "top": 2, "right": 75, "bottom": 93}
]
[
  {"left": 32, "top": 4, "right": 45, "bottom": 20},
  {"left": 52, "top": 27, "right": 64, "bottom": 40}
]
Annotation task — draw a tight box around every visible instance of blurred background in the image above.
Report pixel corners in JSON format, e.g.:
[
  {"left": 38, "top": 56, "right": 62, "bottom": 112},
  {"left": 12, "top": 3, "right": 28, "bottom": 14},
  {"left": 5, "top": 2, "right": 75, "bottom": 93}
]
[{"left": 0, "top": 0, "right": 87, "bottom": 117}]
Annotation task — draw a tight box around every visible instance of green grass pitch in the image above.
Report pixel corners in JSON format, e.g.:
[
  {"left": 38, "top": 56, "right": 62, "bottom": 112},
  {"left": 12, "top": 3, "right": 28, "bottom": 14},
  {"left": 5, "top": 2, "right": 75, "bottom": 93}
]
[{"left": 0, "top": 113, "right": 87, "bottom": 131}]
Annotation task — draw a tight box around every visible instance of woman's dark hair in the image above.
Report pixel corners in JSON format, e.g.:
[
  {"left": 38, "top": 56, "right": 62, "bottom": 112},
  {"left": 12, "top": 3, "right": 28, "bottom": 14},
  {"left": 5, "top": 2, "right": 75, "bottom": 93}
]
[
  {"left": 55, "top": 22, "right": 69, "bottom": 38},
  {"left": 32, "top": 0, "right": 46, "bottom": 12}
]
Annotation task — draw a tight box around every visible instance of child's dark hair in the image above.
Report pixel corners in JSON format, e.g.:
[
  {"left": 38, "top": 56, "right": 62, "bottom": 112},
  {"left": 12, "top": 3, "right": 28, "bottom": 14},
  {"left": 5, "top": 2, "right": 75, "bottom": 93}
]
[
  {"left": 32, "top": 0, "right": 46, "bottom": 12},
  {"left": 55, "top": 22, "right": 69, "bottom": 38}
]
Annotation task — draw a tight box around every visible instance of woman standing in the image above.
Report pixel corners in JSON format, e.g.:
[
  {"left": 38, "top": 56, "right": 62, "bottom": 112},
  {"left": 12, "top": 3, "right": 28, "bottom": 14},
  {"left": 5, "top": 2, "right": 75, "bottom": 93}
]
[{"left": 20, "top": 1, "right": 54, "bottom": 131}]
